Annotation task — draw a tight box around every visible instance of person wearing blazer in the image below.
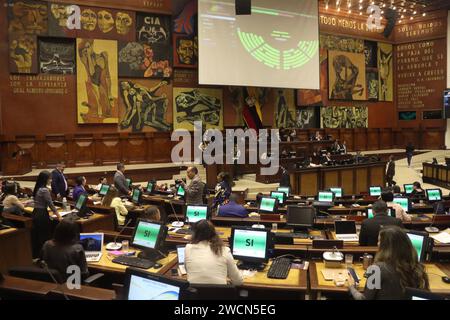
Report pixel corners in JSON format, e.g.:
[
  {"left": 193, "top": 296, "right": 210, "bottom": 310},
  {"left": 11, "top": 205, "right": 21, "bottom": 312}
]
[
  {"left": 386, "top": 155, "right": 395, "bottom": 187},
  {"left": 51, "top": 162, "right": 68, "bottom": 198},
  {"left": 359, "top": 200, "right": 403, "bottom": 246},
  {"left": 114, "top": 163, "right": 131, "bottom": 197}
]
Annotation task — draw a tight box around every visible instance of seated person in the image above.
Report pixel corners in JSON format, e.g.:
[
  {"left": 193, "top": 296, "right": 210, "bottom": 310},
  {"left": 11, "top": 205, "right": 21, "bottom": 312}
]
[
  {"left": 140, "top": 205, "right": 161, "bottom": 222},
  {"left": 359, "top": 200, "right": 403, "bottom": 246},
  {"left": 41, "top": 220, "right": 89, "bottom": 280},
  {"left": 72, "top": 176, "right": 88, "bottom": 202},
  {"left": 349, "top": 226, "right": 429, "bottom": 300},
  {"left": 2, "top": 182, "right": 25, "bottom": 215},
  {"left": 321, "top": 152, "right": 333, "bottom": 165},
  {"left": 331, "top": 140, "right": 340, "bottom": 154},
  {"left": 410, "top": 182, "right": 425, "bottom": 197},
  {"left": 339, "top": 141, "right": 347, "bottom": 154},
  {"left": 213, "top": 172, "right": 232, "bottom": 209},
  {"left": 381, "top": 191, "right": 412, "bottom": 222},
  {"left": 218, "top": 194, "right": 248, "bottom": 218},
  {"left": 102, "top": 186, "right": 128, "bottom": 226},
  {"left": 255, "top": 192, "right": 264, "bottom": 207},
  {"left": 185, "top": 220, "right": 243, "bottom": 285},
  {"left": 392, "top": 185, "right": 402, "bottom": 197},
  {"left": 95, "top": 177, "right": 107, "bottom": 192}
]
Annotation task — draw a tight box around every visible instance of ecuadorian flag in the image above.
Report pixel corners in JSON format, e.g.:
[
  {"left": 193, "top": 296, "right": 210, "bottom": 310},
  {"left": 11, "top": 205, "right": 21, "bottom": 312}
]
[{"left": 242, "top": 87, "right": 263, "bottom": 130}]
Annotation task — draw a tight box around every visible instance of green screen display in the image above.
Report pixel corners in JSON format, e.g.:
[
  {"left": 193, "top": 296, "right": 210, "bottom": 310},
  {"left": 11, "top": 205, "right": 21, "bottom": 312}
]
[
  {"left": 232, "top": 229, "right": 267, "bottom": 259},
  {"left": 318, "top": 192, "right": 333, "bottom": 202},
  {"left": 259, "top": 197, "right": 276, "bottom": 212},
  {"left": 407, "top": 233, "right": 424, "bottom": 261},
  {"left": 393, "top": 198, "right": 409, "bottom": 212},
  {"left": 369, "top": 187, "right": 381, "bottom": 196},
  {"left": 270, "top": 192, "right": 285, "bottom": 204},
  {"left": 133, "top": 221, "right": 161, "bottom": 249},
  {"left": 277, "top": 187, "right": 290, "bottom": 196},
  {"left": 132, "top": 189, "right": 141, "bottom": 203},
  {"left": 404, "top": 184, "right": 414, "bottom": 194},
  {"left": 147, "top": 182, "right": 154, "bottom": 193},
  {"left": 186, "top": 205, "right": 208, "bottom": 223},
  {"left": 177, "top": 185, "right": 185, "bottom": 196},
  {"left": 427, "top": 189, "right": 441, "bottom": 201},
  {"left": 75, "top": 194, "right": 86, "bottom": 210},
  {"left": 99, "top": 184, "right": 110, "bottom": 196},
  {"left": 330, "top": 188, "right": 342, "bottom": 197},
  {"left": 126, "top": 179, "right": 132, "bottom": 188}
]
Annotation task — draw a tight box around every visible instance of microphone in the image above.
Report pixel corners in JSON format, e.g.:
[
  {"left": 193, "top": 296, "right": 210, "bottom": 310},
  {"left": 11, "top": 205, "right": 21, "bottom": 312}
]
[
  {"left": 425, "top": 216, "right": 439, "bottom": 234},
  {"left": 106, "top": 219, "right": 133, "bottom": 250},
  {"left": 39, "top": 260, "right": 69, "bottom": 300},
  {"left": 168, "top": 199, "right": 184, "bottom": 228}
]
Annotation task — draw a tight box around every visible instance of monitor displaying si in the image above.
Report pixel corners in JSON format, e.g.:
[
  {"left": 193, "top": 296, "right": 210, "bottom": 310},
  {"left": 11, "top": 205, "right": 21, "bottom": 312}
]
[
  {"left": 131, "top": 220, "right": 166, "bottom": 251},
  {"left": 258, "top": 197, "right": 278, "bottom": 213},
  {"left": 403, "top": 184, "right": 414, "bottom": 194},
  {"left": 329, "top": 187, "right": 342, "bottom": 198},
  {"left": 99, "top": 184, "right": 110, "bottom": 196},
  {"left": 318, "top": 191, "right": 334, "bottom": 203},
  {"left": 126, "top": 178, "right": 132, "bottom": 188},
  {"left": 393, "top": 197, "right": 409, "bottom": 212},
  {"left": 286, "top": 205, "right": 315, "bottom": 228},
  {"left": 231, "top": 228, "right": 269, "bottom": 263},
  {"left": 176, "top": 245, "right": 186, "bottom": 265},
  {"left": 366, "top": 207, "right": 395, "bottom": 219},
  {"left": 369, "top": 186, "right": 382, "bottom": 197},
  {"left": 185, "top": 205, "right": 208, "bottom": 223},
  {"left": 406, "top": 231, "right": 429, "bottom": 262},
  {"left": 132, "top": 188, "right": 142, "bottom": 205},
  {"left": 125, "top": 269, "right": 188, "bottom": 300},
  {"left": 75, "top": 194, "right": 87, "bottom": 211},
  {"left": 176, "top": 185, "right": 185, "bottom": 197},
  {"left": 277, "top": 186, "right": 290, "bottom": 197},
  {"left": 426, "top": 189, "right": 442, "bottom": 202},
  {"left": 146, "top": 181, "right": 155, "bottom": 193},
  {"left": 270, "top": 191, "right": 286, "bottom": 205}
]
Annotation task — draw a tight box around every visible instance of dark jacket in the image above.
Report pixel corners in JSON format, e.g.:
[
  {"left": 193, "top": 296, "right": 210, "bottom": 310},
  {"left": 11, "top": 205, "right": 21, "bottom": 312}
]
[
  {"left": 386, "top": 160, "right": 395, "bottom": 177},
  {"left": 114, "top": 171, "right": 129, "bottom": 196},
  {"left": 406, "top": 144, "right": 414, "bottom": 154},
  {"left": 72, "top": 185, "right": 87, "bottom": 202},
  {"left": 359, "top": 214, "right": 403, "bottom": 246},
  {"left": 51, "top": 169, "right": 68, "bottom": 197}
]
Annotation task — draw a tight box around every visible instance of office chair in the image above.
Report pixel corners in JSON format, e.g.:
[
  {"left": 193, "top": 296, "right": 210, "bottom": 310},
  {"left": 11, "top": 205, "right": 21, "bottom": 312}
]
[{"left": 188, "top": 284, "right": 238, "bottom": 300}]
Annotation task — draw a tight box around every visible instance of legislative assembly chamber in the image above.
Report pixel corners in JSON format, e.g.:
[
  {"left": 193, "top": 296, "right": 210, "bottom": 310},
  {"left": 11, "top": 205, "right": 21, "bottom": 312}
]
[{"left": 1, "top": 0, "right": 450, "bottom": 302}]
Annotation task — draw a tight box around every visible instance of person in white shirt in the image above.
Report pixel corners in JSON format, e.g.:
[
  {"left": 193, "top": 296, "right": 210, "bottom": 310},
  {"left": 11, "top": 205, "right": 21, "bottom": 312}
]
[
  {"left": 185, "top": 220, "right": 243, "bottom": 286},
  {"left": 102, "top": 186, "right": 128, "bottom": 225},
  {"left": 381, "top": 190, "right": 412, "bottom": 222},
  {"left": 95, "top": 177, "right": 107, "bottom": 192}
]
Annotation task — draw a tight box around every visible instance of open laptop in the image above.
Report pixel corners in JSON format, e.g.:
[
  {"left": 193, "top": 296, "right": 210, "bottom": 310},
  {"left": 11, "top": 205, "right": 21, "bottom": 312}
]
[
  {"left": 334, "top": 220, "right": 359, "bottom": 241},
  {"left": 79, "top": 233, "right": 104, "bottom": 262},
  {"left": 176, "top": 245, "right": 187, "bottom": 275}
]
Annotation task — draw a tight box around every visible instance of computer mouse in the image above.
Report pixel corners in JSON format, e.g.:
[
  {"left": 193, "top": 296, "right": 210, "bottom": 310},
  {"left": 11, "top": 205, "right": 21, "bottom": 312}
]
[
  {"left": 292, "top": 259, "right": 303, "bottom": 264},
  {"left": 442, "top": 276, "right": 450, "bottom": 284},
  {"left": 153, "top": 263, "right": 163, "bottom": 269}
]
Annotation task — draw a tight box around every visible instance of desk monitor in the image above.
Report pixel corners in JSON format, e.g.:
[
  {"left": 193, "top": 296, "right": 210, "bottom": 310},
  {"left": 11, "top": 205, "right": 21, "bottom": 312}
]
[
  {"left": 270, "top": 191, "right": 286, "bottom": 205},
  {"left": 132, "top": 188, "right": 142, "bottom": 205},
  {"left": 146, "top": 181, "right": 155, "bottom": 194},
  {"left": 231, "top": 227, "right": 270, "bottom": 269},
  {"left": 369, "top": 186, "right": 382, "bottom": 197},
  {"left": 126, "top": 178, "right": 132, "bottom": 188},
  {"left": 276, "top": 186, "right": 290, "bottom": 197},
  {"left": 176, "top": 185, "right": 185, "bottom": 197},
  {"left": 258, "top": 197, "right": 278, "bottom": 214},
  {"left": 318, "top": 191, "right": 334, "bottom": 203},
  {"left": 99, "top": 184, "right": 110, "bottom": 196},
  {"left": 406, "top": 230, "right": 429, "bottom": 262},
  {"left": 403, "top": 184, "right": 414, "bottom": 195},
  {"left": 405, "top": 287, "right": 446, "bottom": 300},
  {"left": 184, "top": 205, "right": 209, "bottom": 223},
  {"left": 286, "top": 205, "right": 315, "bottom": 229},
  {"left": 366, "top": 207, "right": 395, "bottom": 219},
  {"left": 131, "top": 219, "right": 168, "bottom": 261},
  {"left": 125, "top": 268, "right": 188, "bottom": 300},
  {"left": 329, "top": 187, "right": 343, "bottom": 198},
  {"left": 393, "top": 197, "right": 410, "bottom": 212},
  {"left": 426, "top": 189, "right": 442, "bottom": 202},
  {"left": 75, "top": 194, "right": 89, "bottom": 217}
]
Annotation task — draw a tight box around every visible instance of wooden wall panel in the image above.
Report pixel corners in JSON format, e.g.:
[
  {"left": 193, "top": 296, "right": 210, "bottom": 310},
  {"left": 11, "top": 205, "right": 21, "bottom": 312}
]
[
  {"left": 323, "top": 171, "right": 339, "bottom": 190},
  {"left": 123, "top": 134, "right": 147, "bottom": 164},
  {"left": 300, "top": 172, "right": 319, "bottom": 196},
  {"left": 96, "top": 135, "right": 121, "bottom": 165},
  {"left": 341, "top": 130, "right": 354, "bottom": 152},
  {"left": 72, "top": 135, "right": 95, "bottom": 167},
  {"left": 354, "top": 129, "right": 367, "bottom": 151},
  {"left": 355, "top": 167, "right": 369, "bottom": 194},
  {"left": 341, "top": 169, "right": 354, "bottom": 195},
  {"left": 370, "top": 166, "right": 385, "bottom": 187},
  {"left": 366, "top": 129, "right": 380, "bottom": 151},
  {"left": 379, "top": 129, "right": 393, "bottom": 150}
]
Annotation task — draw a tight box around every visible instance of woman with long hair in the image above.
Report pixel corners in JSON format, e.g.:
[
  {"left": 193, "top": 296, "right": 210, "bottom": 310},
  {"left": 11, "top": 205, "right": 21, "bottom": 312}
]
[
  {"left": 102, "top": 186, "right": 128, "bottom": 226},
  {"left": 348, "top": 226, "right": 429, "bottom": 299},
  {"left": 32, "top": 170, "right": 61, "bottom": 258},
  {"left": 185, "top": 220, "right": 242, "bottom": 285}
]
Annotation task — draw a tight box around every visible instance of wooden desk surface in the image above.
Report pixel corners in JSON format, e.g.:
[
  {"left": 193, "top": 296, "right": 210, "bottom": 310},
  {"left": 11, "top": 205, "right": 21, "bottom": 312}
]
[
  {"left": 0, "top": 227, "right": 33, "bottom": 275},
  {"left": 87, "top": 246, "right": 178, "bottom": 275},
  {"left": 0, "top": 275, "right": 56, "bottom": 296}
]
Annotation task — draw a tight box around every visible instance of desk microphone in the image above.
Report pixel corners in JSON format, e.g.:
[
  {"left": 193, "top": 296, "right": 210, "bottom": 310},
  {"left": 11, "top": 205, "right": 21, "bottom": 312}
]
[
  {"left": 167, "top": 199, "right": 184, "bottom": 228},
  {"left": 424, "top": 217, "right": 439, "bottom": 233},
  {"left": 39, "top": 260, "right": 69, "bottom": 300},
  {"left": 106, "top": 219, "right": 133, "bottom": 251}
]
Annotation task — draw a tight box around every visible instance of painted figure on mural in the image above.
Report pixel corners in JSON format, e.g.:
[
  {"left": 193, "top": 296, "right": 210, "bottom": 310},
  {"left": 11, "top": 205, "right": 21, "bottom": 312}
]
[{"left": 330, "top": 55, "right": 364, "bottom": 100}]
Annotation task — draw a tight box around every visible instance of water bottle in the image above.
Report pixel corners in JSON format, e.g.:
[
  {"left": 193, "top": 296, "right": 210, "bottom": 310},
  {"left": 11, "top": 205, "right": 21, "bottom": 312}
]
[{"left": 62, "top": 197, "right": 68, "bottom": 211}]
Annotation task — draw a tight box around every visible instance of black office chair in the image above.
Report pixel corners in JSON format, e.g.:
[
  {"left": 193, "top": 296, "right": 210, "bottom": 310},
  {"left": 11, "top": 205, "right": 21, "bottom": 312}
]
[{"left": 187, "top": 284, "right": 238, "bottom": 300}]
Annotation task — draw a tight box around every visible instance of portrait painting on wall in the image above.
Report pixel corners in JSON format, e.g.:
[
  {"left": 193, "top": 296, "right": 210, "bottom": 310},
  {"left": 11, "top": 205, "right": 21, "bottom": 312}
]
[
  {"left": 173, "top": 0, "right": 197, "bottom": 35},
  {"left": 76, "top": 38, "right": 118, "bottom": 124},
  {"left": 39, "top": 38, "right": 75, "bottom": 74},
  {"left": 9, "top": 34, "right": 38, "bottom": 74},
  {"left": 47, "top": 3, "right": 77, "bottom": 37},
  {"left": 173, "top": 87, "right": 223, "bottom": 130},
  {"left": 295, "top": 107, "right": 320, "bottom": 129},
  {"left": 118, "top": 41, "right": 172, "bottom": 78},
  {"left": 366, "top": 71, "right": 379, "bottom": 101},
  {"left": 8, "top": 0, "right": 48, "bottom": 35},
  {"left": 364, "top": 40, "right": 378, "bottom": 68},
  {"left": 321, "top": 106, "right": 368, "bottom": 129},
  {"left": 378, "top": 42, "right": 393, "bottom": 102},
  {"left": 328, "top": 50, "right": 366, "bottom": 101},
  {"left": 273, "top": 89, "right": 297, "bottom": 128},
  {"left": 173, "top": 34, "right": 197, "bottom": 68},
  {"left": 136, "top": 13, "right": 171, "bottom": 46},
  {"left": 118, "top": 79, "right": 172, "bottom": 132}
]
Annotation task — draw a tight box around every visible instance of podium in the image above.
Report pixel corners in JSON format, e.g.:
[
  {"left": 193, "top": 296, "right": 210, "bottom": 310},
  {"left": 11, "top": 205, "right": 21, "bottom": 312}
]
[{"left": 2, "top": 150, "right": 32, "bottom": 175}]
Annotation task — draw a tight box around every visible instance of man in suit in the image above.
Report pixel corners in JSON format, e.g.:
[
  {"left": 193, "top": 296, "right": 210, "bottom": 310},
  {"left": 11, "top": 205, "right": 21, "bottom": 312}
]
[
  {"left": 218, "top": 194, "right": 248, "bottom": 218},
  {"left": 359, "top": 200, "right": 403, "bottom": 246},
  {"left": 114, "top": 163, "right": 131, "bottom": 197},
  {"left": 181, "top": 166, "right": 205, "bottom": 205},
  {"left": 51, "top": 162, "right": 68, "bottom": 198},
  {"left": 339, "top": 141, "right": 347, "bottom": 154},
  {"left": 386, "top": 155, "right": 395, "bottom": 187}
]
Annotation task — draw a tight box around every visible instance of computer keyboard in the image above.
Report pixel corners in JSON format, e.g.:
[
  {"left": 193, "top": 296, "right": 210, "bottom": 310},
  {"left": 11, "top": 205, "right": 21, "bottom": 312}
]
[
  {"left": 280, "top": 232, "right": 310, "bottom": 239},
  {"left": 112, "top": 255, "right": 155, "bottom": 269},
  {"left": 267, "top": 258, "right": 291, "bottom": 279}
]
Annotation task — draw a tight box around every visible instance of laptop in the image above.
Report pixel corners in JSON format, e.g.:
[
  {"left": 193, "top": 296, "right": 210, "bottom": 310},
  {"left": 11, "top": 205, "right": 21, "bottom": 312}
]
[
  {"left": 334, "top": 220, "right": 359, "bottom": 241},
  {"left": 177, "top": 245, "right": 187, "bottom": 275},
  {"left": 79, "top": 233, "right": 104, "bottom": 262}
]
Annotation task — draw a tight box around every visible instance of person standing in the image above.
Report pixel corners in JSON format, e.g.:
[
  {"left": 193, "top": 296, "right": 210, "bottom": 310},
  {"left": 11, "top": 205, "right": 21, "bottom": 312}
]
[
  {"left": 386, "top": 155, "right": 395, "bottom": 187},
  {"left": 51, "top": 162, "right": 68, "bottom": 199},
  {"left": 213, "top": 172, "right": 232, "bottom": 209},
  {"left": 181, "top": 166, "right": 205, "bottom": 205},
  {"left": 406, "top": 142, "right": 414, "bottom": 168},
  {"left": 114, "top": 163, "right": 131, "bottom": 197}
]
